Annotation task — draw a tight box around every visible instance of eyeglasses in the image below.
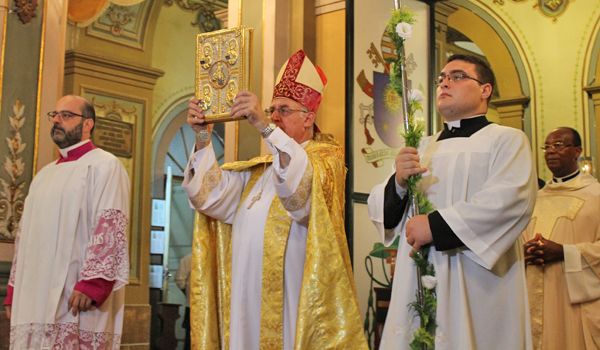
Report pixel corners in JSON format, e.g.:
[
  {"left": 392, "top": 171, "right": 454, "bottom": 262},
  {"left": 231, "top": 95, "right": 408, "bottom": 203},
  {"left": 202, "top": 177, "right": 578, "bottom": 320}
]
[
  {"left": 541, "top": 142, "right": 574, "bottom": 152},
  {"left": 435, "top": 71, "right": 485, "bottom": 86},
  {"left": 264, "top": 106, "right": 308, "bottom": 117},
  {"left": 47, "top": 110, "right": 85, "bottom": 122}
]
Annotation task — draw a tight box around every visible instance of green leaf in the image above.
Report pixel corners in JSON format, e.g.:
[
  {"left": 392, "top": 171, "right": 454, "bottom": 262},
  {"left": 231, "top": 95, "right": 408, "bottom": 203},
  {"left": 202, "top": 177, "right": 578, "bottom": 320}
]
[
  {"left": 368, "top": 236, "right": 400, "bottom": 258},
  {"left": 369, "top": 242, "right": 392, "bottom": 258}
]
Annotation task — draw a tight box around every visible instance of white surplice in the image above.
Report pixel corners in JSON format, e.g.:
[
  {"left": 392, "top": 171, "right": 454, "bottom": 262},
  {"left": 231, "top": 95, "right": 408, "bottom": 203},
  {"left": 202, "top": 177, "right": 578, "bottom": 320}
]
[
  {"left": 9, "top": 141, "right": 130, "bottom": 349},
  {"left": 368, "top": 124, "right": 537, "bottom": 349},
  {"left": 182, "top": 128, "right": 310, "bottom": 350}
]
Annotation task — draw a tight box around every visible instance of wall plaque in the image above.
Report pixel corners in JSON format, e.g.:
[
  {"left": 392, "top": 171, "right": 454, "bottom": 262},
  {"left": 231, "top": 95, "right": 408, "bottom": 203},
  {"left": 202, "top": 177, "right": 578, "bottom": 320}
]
[{"left": 93, "top": 117, "right": 134, "bottom": 158}]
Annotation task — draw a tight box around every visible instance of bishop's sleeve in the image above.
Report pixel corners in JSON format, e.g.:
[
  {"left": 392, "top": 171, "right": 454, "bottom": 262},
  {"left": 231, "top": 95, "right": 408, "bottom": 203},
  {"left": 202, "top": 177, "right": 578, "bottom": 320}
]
[
  {"left": 265, "top": 128, "right": 312, "bottom": 222},
  {"left": 181, "top": 142, "right": 249, "bottom": 224},
  {"left": 79, "top": 155, "right": 130, "bottom": 290}
]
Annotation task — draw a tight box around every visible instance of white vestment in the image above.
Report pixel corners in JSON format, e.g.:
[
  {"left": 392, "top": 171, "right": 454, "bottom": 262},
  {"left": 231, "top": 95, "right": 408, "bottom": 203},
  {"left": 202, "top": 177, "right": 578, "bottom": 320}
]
[
  {"left": 368, "top": 124, "right": 537, "bottom": 349},
  {"left": 522, "top": 173, "right": 600, "bottom": 349},
  {"left": 9, "top": 141, "right": 130, "bottom": 349},
  {"left": 182, "top": 129, "right": 310, "bottom": 350}
]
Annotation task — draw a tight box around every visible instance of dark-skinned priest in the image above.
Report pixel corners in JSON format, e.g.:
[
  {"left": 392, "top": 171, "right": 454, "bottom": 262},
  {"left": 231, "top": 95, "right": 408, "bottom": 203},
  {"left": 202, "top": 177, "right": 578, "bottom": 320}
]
[{"left": 523, "top": 127, "right": 600, "bottom": 349}]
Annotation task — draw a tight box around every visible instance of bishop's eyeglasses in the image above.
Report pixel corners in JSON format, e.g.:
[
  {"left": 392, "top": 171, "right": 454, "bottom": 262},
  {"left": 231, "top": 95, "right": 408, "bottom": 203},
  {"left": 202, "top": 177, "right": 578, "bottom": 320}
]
[
  {"left": 264, "top": 106, "right": 308, "bottom": 117},
  {"left": 541, "top": 142, "right": 574, "bottom": 152}
]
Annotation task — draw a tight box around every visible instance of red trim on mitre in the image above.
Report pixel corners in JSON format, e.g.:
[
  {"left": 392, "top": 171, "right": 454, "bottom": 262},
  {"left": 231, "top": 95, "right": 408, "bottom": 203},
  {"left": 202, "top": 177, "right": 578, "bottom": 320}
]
[
  {"left": 272, "top": 50, "right": 325, "bottom": 112},
  {"left": 315, "top": 65, "right": 327, "bottom": 86}
]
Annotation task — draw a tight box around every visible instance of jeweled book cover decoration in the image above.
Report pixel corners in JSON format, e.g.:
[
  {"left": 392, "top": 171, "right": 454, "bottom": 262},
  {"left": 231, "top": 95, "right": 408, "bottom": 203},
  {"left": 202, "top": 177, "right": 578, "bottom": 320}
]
[{"left": 195, "top": 26, "right": 253, "bottom": 123}]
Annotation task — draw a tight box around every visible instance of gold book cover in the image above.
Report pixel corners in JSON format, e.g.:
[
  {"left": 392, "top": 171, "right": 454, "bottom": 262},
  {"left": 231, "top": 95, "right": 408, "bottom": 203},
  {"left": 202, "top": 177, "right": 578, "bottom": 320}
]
[{"left": 195, "top": 26, "right": 253, "bottom": 123}]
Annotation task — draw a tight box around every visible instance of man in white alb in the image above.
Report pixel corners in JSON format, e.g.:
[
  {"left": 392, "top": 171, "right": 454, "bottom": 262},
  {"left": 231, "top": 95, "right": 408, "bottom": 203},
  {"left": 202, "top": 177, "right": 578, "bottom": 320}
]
[
  {"left": 368, "top": 54, "right": 537, "bottom": 349},
  {"left": 4, "top": 95, "right": 129, "bottom": 349}
]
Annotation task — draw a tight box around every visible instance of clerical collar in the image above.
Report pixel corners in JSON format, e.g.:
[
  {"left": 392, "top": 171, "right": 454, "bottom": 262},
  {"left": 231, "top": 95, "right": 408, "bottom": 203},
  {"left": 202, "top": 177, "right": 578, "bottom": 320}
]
[
  {"left": 57, "top": 140, "right": 96, "bottom": 164},
  {"left": 552, "top": 169, "right": 580, "bottom": 183},
  {"left": 445, "top": 120, "right": 462, "bottom": 129},
  {"left": 437, "top": 115, "right": 491, "bottom": 141}
]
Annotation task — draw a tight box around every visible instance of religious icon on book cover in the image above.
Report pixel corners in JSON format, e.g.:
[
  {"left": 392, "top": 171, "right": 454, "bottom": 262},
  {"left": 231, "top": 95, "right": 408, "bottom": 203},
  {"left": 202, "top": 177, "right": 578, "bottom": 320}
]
[{"left": 195, "top": 27, "right": 253, "bottom": 123}]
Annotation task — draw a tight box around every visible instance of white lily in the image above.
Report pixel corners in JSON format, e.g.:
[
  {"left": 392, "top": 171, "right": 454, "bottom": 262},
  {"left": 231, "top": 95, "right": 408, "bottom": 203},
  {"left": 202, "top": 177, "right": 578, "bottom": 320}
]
[
  {"left": 409, "top": 89, "right": 424, "bottom": 103},
  {"left": 395, "top": 22, "right": 412, "bottom": 40},
  {"left": 421, "top": 275, "right": 437, "bottom": 290}
]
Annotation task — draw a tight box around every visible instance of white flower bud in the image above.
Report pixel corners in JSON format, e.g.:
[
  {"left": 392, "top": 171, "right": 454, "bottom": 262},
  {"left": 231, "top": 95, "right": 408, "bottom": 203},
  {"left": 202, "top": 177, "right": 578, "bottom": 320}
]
[
  {"left": 421, "top": 275, "right": 437, "bottom": 290},
  {"left": 395, "top": 22, "right": 412, "bottom": 40},
  {"left": 409, "top": 89, "right": 424, "bottom": 103}
]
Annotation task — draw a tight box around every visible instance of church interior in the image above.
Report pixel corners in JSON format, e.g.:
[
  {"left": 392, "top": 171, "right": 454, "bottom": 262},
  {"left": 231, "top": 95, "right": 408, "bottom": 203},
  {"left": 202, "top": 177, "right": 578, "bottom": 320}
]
[{"left": 0, "top": 0, "right": 599, "bottom": 348}]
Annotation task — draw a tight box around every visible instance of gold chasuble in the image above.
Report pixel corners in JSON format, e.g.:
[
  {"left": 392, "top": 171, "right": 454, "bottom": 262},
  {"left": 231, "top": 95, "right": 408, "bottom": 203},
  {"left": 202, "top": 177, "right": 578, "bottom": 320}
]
[{"left": 190, "top": 136, "right": 368, "bottom": 350}]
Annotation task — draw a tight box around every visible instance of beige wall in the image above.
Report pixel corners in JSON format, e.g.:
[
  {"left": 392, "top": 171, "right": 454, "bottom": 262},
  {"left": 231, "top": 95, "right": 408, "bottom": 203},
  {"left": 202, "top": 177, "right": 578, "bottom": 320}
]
[
  {"left": 150, "top": 4, "right": 199, "bottom": 137},
  {"left": 316, "top": 8, "right": 346, "bottom": 149},
  {"left": 465, "top": 0, "right": 600, "bottom": 179},
  {"left": 36, "top": 0, "right": 69, "bottom": 173}
]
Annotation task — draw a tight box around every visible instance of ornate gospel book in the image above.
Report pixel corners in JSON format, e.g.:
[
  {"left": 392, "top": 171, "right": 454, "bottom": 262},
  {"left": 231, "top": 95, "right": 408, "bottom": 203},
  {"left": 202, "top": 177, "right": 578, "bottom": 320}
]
[{"left": 195, "top": 26, "right": 253, "bottom": 123}]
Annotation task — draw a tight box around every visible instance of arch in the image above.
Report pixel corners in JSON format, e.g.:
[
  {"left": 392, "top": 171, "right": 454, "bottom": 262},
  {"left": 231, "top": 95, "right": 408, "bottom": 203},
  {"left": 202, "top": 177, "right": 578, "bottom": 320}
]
[
  {"left": 448, "top": 8, "right": 523, "bottom": 98},
  {"left": 443, "top": 0, "right": 536, "bottom": 162},
  {"left": 151, "top": 95, "right": 193, "bottom": 197},
  {"left": 151, "top": 94, "right": 226, "bottom": 198},
  {"left": 583, "top": 15, "right": 600, "bottom": 174},
  {"left": 591, "top": 33, "right": 600, "bottom": 83}
]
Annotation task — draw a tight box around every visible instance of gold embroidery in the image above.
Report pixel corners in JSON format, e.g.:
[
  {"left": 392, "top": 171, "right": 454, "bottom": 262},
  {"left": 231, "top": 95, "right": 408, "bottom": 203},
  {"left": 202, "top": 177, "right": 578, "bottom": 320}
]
[
  {"left": 190, "top": 161, "right": 222, "bottom": 209},
  {"left": 526, "top": 192, "right": 585, "bottom": 350},
  {"left": 190, "top": 214, "right": 231, "bottom": 350},
  {"left": 191, "top": 139, "right": 368, "bottom": 350},
  {"left": 259, "top": 198, "right": 291, "bottom": 348},
  {"left": 231, "top": 163, "right": 289, "bottom": 348},
  {"left": 238, "top": 163, "right": 268, "bottom": 206},
  {"left": 222, "top": 154, "right": 272, "bottom": 171},
  {"left": 281, "top": 162, "right": 313, "bottom": 212},
  {"left": 294, "top": 140, "right": 367, "bottom": 349},
  {"left": 247, "top": 162, "right": 269, "bottom": 209}
]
